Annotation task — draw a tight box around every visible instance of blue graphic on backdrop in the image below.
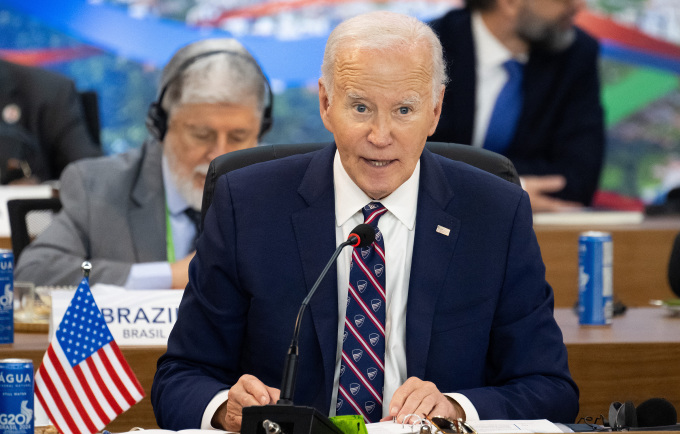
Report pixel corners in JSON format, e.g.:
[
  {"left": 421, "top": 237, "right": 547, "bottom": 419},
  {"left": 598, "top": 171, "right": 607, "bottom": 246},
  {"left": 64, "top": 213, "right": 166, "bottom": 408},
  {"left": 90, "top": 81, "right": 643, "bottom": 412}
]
[{"left": 0, "top": 0, "right": 327, "bottom": 87}]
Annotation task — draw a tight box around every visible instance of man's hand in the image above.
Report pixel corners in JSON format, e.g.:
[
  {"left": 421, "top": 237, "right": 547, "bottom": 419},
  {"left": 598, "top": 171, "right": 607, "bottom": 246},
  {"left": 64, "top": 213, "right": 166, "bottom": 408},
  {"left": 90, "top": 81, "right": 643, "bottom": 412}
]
[
  {"left": 170, "top": 251, "right": 195, "bottom": 289},
  {"left": 211, "top": 374, "right": 280, "bottom": 432},
  {"left": 380, "top": 377, "right": 463, "bottom": 423},
  {"left": 521, "top": 175, "right": 583, "bottom": 212}
]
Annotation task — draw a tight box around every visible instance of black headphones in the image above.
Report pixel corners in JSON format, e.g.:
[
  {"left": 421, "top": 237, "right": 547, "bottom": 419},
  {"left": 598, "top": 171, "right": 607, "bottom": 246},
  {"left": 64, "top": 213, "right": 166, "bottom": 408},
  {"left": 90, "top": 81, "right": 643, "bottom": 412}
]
[
  {"left": 146, "top": 49, "right": 273, "bottom": 142},
  {"left": 609, "top": 398, "right": 678, "bottom": 431}
]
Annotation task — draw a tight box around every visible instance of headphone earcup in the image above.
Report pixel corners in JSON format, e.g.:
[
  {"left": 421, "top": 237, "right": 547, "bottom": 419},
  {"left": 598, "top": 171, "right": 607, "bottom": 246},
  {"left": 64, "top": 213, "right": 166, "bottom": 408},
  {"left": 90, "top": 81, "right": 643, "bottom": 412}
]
[
  {"left": 610, "top": 401, "right": 638, "bottom": 430},
  {"left": 624, "top": 401, "right": 638, "bottom": 428},
  {"left": 259, "top": 103, "right": 273, "bottom": 138},
  {"left": 145, "top": 101, "right": 168, "bottom": 141}
]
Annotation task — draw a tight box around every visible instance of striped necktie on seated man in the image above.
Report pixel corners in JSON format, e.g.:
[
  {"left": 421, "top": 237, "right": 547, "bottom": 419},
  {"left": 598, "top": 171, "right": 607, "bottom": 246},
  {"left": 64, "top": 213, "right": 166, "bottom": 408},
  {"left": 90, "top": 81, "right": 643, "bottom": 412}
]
[{"left": 336, "top": 202, "right": 387, "bottom": 423}]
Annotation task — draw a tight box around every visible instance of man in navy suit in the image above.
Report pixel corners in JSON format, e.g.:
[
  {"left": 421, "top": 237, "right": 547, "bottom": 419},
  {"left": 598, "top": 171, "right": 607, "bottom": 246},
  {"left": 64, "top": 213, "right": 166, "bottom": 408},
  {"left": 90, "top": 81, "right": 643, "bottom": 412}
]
[
  {"left": 429, "top": 0, "right": 605, "bottom": 211},
  {"left": 152, "top": 11, "right": 578, "bottom": 431}
]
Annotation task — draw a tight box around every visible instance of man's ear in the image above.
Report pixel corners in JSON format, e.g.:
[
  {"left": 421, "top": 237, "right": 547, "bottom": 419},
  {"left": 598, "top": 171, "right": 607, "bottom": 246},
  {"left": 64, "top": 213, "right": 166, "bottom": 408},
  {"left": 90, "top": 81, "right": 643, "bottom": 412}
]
[
  {"left": 318, "top": 79, "right": 334, "bottom": 133},
  {"left": 497, "top": 0, "right": 523, "bottom": 19},
  {"left": 428, "top": 85, "right": 446, "bottom": 137}
]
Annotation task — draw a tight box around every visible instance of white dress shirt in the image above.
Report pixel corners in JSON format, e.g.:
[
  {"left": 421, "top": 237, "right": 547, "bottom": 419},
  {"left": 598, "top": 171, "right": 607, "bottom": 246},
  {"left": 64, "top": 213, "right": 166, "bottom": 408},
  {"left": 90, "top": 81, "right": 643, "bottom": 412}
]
[
  {"left": 471, "top": 12, "right": 527, "bottom": 148},
  {"left": 123, "top": 155, "right": 197, "bottom": 289}
]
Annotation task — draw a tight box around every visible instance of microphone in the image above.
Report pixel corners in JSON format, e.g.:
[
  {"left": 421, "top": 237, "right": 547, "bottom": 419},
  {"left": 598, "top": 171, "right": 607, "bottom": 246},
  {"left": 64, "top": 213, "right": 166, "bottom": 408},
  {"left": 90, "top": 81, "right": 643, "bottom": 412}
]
[
  {"left": 278, "top": 223, "right": 375, "bottom": 404},
  {"left": 241, "top": 224, "right": 375, "bottom": 434},
  {"left": 635, "top": 398, "right": 678, "bottom": 429}
]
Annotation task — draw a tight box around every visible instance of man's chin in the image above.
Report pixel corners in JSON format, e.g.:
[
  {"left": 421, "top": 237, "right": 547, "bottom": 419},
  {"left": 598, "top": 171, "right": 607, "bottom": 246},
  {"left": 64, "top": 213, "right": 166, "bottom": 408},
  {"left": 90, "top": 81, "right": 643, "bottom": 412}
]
[{"left": 533, "top": 27, "right": 576, "bottom": 52}]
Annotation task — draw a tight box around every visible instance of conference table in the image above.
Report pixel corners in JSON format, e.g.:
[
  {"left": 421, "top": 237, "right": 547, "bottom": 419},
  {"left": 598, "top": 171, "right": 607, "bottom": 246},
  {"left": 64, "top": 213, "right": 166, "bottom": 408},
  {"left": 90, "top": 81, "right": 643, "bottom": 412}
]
[{"left": 7, "top": 307, "right": 680, "bottom": 432}]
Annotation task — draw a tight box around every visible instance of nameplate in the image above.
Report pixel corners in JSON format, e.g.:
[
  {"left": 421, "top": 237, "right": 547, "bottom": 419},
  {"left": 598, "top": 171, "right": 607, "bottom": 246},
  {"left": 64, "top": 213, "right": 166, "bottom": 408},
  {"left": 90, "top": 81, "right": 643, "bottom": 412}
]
[{"left": 49, "top": 284, "right": 183, "bottom": 346}]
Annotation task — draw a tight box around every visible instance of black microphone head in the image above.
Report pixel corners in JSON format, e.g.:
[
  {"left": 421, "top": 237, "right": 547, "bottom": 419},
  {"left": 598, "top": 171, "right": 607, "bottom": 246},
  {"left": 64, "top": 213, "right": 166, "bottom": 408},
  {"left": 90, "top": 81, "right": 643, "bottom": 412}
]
[
  {"left": 636, "top": 398, "right": 678, "bottom": 427},
  {"left": 348, "top": 224, "right": 375, "bottom": 248}
]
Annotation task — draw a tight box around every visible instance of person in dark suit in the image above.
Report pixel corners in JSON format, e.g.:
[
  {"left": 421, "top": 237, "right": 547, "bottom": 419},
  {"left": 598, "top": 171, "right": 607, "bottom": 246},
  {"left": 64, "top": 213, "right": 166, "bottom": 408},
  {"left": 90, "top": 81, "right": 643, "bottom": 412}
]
[
  {"left": 152, "top": 11, "right": 577, "bottom": 431},
  {"left": 15, "top": 38, "right": 271, "bottom": 289},
  {"left": 0, "top": 58, "right": 102, "bottom": 184},
  {"left": 429, "top": 0, "right": 605, "bottom": 211}
]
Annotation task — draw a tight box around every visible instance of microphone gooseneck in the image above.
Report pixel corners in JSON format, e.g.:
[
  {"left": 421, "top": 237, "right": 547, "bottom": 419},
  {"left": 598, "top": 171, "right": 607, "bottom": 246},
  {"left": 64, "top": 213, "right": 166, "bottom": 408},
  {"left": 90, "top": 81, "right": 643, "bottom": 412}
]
[{"left": 277, "top": 223, "right": 376, "bottom": 405}]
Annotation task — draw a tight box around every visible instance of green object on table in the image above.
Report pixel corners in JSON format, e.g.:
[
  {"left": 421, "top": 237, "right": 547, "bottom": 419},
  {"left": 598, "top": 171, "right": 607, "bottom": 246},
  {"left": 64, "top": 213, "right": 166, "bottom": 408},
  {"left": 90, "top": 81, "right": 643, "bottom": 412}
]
[
  {"left": 330, "top": 415, "right": 368, "bottom": 434},
  {"left": 663, "top": 299, "right": 680, "bottom": 306}
]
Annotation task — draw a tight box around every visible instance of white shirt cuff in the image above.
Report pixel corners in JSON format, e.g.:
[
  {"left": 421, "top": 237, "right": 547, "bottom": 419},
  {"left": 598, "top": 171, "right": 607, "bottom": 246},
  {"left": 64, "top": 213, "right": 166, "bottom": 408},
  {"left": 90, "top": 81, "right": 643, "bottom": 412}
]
[
  {"left": 124, "top": 262, "right": 172, "bottom": 289},
  {"left": 445, "top": 392, "right": 480, "bottom": 422},
  {"left": 201, "top": 389, "right": 230, "bottom": 429}
]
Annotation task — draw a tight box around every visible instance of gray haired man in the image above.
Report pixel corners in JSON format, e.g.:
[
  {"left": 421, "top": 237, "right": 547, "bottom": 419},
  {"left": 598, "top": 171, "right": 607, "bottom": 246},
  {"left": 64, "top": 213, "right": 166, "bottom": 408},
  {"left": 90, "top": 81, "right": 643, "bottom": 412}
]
[{"left": 16, "top": 38, "right": 272, "bottom": 289}]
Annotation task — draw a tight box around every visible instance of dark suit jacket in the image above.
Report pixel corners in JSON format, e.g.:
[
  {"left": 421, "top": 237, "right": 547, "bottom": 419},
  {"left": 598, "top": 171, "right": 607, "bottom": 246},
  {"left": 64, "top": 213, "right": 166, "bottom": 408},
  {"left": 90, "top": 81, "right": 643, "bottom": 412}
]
[
  {"left": 429, "top": 9, "right": 605, "bottom": 205},
  {"left": 0, "top": 59, "right": 101, "bottom": 182},
  {"left": 15, "top": 140, "right": 166, "bottom": 286},
  {"left": 151, "top": 144, "right": 578, "bottom": 429}
]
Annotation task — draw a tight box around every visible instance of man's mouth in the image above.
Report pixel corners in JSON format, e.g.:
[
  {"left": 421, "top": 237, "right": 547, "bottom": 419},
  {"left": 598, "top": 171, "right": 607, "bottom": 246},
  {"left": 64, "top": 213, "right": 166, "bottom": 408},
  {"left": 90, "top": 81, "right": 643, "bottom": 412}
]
[{"left": 366, "top": 159, "right": 391, "bottom": 167}]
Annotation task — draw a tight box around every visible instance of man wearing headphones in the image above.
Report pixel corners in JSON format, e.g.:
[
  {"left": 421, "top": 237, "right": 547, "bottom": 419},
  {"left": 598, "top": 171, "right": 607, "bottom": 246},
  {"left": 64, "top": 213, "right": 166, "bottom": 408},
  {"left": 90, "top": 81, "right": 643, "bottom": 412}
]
[{"left": 15, "top": 38, "right": 272, "bottom": 289}]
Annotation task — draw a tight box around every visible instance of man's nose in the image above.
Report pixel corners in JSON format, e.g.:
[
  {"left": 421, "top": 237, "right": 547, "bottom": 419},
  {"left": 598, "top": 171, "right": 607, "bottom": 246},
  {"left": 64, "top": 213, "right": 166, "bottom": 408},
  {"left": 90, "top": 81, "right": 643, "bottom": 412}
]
[
  {"left": 367, "top": 114, "right": 392, "bottom": 147},
  {"left": 207, "top": 136, "right": 231, "bottom": 160}
]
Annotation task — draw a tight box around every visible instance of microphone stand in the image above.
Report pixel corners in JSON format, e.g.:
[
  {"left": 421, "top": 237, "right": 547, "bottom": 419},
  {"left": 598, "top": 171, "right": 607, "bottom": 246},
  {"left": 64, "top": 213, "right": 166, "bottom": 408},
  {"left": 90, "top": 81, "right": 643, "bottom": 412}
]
[
  {"left": 242, "top": 227, "right": 373, "bottom": 434},
  {"left": 278, "top": 237, "right": 355, "bottom": 406}
]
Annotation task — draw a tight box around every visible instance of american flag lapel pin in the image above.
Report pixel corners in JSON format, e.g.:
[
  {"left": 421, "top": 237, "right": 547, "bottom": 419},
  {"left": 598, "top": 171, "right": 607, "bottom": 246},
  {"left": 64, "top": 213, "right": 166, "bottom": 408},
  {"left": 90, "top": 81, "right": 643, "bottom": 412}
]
[{"left": 436, "top": 225, "right": 450, "bottom": 236}]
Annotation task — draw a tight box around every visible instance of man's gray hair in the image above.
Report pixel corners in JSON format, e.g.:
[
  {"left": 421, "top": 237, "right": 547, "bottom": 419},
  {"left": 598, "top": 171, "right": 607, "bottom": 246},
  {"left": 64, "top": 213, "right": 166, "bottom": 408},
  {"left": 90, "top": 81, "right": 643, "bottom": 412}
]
[
  {"left": 160, "top": 38, "right": 268, "bottom": 117},
  {"left": 320, "top": 11, "right": 448, "bottom": 106}
]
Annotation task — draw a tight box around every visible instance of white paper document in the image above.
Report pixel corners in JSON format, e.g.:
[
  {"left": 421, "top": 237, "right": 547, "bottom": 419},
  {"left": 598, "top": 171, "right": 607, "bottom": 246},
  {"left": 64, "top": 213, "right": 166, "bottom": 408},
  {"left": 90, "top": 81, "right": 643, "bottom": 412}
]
[{"left": 366, "top": 419, "right": 564, "bottom": 433}]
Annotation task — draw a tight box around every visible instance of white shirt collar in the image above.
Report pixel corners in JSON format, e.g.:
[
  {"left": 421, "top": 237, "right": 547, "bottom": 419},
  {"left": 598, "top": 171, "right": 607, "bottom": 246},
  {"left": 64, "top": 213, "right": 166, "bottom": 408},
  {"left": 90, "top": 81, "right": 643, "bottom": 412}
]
[
  {"left": 161, "top": 154, "right": 191, "bottom": 216},
  {"left": 333, "top": 150, "right": 419, "bottom": 230},
  {"left": 472, "top": 11, "right": 528, "bottom": 67}
]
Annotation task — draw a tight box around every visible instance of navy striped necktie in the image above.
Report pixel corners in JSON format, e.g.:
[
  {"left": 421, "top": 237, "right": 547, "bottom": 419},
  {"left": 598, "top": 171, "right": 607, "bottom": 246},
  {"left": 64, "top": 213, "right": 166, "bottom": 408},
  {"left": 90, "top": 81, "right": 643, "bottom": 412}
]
[{"left": 336, "top": 202, "right": 387, "bottom": 422}]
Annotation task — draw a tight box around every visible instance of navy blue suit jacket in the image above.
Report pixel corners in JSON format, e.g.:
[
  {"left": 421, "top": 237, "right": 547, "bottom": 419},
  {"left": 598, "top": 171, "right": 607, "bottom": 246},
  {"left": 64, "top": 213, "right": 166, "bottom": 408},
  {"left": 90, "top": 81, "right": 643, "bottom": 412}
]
[
  {"left": 151, "top": 144, "right": 578, "bottom": 429},
  {"left": 429, "top": 9, "right": 605, "bottom": 205}
]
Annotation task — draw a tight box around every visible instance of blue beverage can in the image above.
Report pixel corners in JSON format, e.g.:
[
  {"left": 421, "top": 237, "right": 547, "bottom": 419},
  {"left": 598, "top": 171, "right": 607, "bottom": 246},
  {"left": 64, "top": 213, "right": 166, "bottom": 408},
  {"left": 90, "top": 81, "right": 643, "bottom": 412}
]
[
  {"left": 0, "top": 359, "right": 34, "bottom": 434},
  {"left": 578, "top": 231, "right": 613, "bottom": 326},
  {"left": 0, "top": 250, "right": 13, "bottom": 344}
]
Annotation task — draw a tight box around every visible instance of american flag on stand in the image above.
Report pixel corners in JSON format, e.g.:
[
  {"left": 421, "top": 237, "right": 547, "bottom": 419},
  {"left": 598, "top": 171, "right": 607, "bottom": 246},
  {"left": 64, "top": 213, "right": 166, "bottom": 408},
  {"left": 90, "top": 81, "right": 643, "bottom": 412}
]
[{"left": 35, "top": 275, "right": 144, "bottom": 434}]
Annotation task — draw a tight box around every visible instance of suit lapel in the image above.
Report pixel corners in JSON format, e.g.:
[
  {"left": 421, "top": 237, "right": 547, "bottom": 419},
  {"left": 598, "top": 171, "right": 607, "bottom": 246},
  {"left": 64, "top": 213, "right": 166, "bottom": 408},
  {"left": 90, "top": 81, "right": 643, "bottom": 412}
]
[
  {"left": 406, "top": 150, "right": 461, "bottom": 379},
  {"left": 129, "top": 140, "right": 166, "bottom": 262},
  {"left": 291, "top": 144, "right": 339, "bottom": 407}
]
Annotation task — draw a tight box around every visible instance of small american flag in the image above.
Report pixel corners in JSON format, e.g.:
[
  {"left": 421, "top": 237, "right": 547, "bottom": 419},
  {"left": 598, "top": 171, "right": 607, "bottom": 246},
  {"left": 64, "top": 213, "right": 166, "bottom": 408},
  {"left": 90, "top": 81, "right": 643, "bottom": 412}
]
[{"left": 35, "top": 277, "right": 144, "bottom": 434}]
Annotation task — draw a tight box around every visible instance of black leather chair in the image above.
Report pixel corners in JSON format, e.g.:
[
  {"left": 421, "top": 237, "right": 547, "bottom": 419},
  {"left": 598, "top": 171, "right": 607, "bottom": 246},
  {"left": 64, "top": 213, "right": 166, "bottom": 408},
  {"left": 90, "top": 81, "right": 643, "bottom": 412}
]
[
  {"left": 200, "top": 142, "right": 520, "bottom": 224},
  {"left": 7, "top": 197, "right": 62, "bottom": 261}
]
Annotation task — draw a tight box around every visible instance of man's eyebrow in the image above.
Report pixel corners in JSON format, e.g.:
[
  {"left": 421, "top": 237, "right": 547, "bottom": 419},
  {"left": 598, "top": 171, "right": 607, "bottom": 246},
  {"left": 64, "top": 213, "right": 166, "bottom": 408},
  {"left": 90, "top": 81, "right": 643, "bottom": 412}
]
[
  {"left": 347, "top": 92, "right": 365, "bottom": 100},
  {"left": 399, "top": 96, "right": 422, "bottom": 106},
  {"left": 183, "top": 123, "right": 212, "bottom": 130}
]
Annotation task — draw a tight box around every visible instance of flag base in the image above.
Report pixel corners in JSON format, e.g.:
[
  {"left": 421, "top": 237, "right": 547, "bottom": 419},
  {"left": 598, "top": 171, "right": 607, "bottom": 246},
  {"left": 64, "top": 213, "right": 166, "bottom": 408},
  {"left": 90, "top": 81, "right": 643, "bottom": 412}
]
[{"left": 241, "top": 404, "right": 343, "bottom": 434}]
